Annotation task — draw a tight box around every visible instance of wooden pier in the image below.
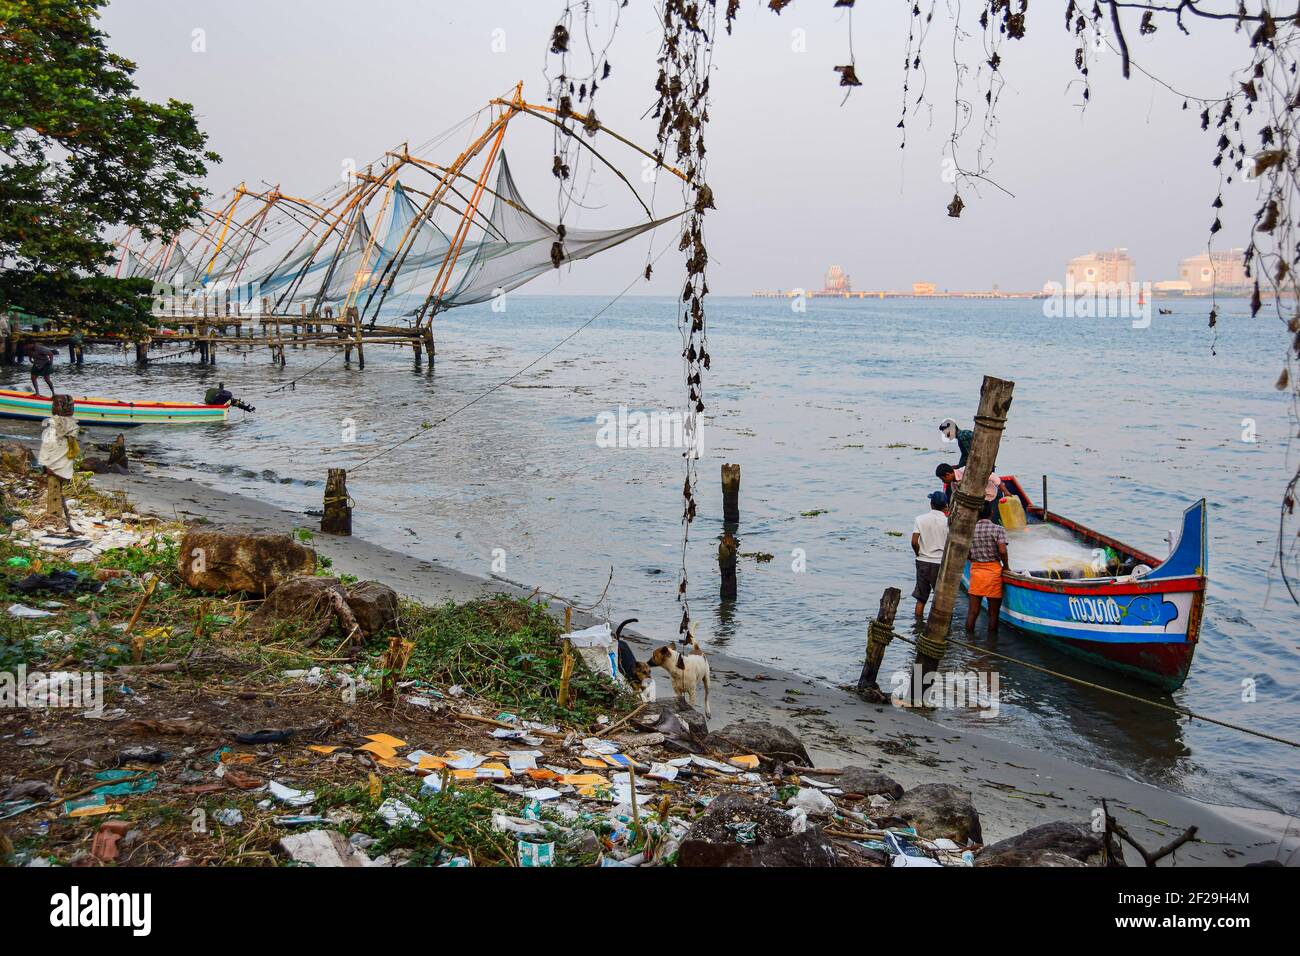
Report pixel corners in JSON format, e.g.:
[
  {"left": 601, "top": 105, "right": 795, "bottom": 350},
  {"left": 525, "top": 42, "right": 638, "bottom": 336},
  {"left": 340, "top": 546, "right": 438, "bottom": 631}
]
[{"left": 2, "top": 297, "right": 435, "bottom": 369}]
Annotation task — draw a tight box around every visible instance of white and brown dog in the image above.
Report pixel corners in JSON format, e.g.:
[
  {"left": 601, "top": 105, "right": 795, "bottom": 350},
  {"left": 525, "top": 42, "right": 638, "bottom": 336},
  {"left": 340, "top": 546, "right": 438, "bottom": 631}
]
[{"left": 649, "top": 638, "right": 711, "bottom": 717}]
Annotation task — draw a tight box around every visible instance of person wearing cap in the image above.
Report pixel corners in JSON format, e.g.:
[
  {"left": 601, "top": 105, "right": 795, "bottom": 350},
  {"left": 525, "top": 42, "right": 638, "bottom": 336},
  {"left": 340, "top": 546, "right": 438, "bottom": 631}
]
[
  {"left": 939, "top": 418, "right": 974, "bottom": 468},
  {"left": 911, "top": 490, "right": 950, "bottom": 620}
]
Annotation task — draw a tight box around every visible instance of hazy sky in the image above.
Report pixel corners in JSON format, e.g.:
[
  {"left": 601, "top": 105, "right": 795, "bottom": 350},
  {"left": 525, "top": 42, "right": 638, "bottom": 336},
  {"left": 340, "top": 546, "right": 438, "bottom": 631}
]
[{"left": 100, "top": 1, "right": 1257, "bottom": 295}]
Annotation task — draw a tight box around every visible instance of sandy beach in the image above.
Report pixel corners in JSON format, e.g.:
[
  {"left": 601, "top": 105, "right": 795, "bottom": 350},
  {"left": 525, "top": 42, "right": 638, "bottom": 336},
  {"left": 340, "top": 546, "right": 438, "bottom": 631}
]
[{"left": 89, "top": 463, "right": 1297, "bottom": 866}]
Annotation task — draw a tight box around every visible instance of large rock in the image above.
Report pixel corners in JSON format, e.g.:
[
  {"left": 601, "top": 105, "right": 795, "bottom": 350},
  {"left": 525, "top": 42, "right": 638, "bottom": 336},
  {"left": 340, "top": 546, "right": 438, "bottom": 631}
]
[
  {"left": 633, "top": 697, "right": 709, "bottom": 753},
  {"left": 248, "top": 576, "right": 398, "bottom": 642},
  {"left": 344, "top": 580, "right": 399, "bottom": 636},
  {"left": 890, "top": 783, "right": 982, "bottom": 844},
  {"left": 706, "top": 720, "right": 811, "bottom": 766},
  {"left": 1, "top": 441, "right": 34, "bottom": 473},
  {"left": 976, "top": 821, "right": 1121, "bottom": 867},
  {"left": 818, "top": 766, "right": 904, "bottom": 800},
  {"left": 178, "top": 526, "right": 316, "bottom": 595},
  {"left": 678, "top": 792, "right": 837, "bottom": 867},
  {"left": 248, "top": 576, "right": 348, "bottom": 640}
]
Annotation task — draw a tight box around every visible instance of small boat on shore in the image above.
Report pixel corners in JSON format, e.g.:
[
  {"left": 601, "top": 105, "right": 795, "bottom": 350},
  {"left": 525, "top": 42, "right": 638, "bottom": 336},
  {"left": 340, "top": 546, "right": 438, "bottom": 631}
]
[
  {"left": 0, "top": 389, "right": 228, "bottom": 427},
  {"left": 962, "top": 476, "right": 1207, "bottom": 690}
]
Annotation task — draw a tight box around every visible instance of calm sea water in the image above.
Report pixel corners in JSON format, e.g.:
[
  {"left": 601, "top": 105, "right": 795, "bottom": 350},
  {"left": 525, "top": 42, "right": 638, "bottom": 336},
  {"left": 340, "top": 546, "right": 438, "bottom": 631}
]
[{"left": 5, "top": 295, "right": 1298, "bottom": 813}]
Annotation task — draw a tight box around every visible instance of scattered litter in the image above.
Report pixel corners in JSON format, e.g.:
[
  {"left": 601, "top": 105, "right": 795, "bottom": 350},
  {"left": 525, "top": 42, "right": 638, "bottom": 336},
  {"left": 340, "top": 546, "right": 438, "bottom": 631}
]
[
  {"left": 786, "top": 787, "right": 835, "bottom": 817},
  {"left": 277, "top": 828, "right": 370, "bottom": 867},
  {"left": 521, "top": 787, "right": 562, "bottom": 801},
  {"left": 7, "top": 603, "right": 54, "bottom": 619},
  {"left": 214, "top": 808, "right": 244, "bottom": 826},
  {"left": 517, "top": 841, "right": 555, "bottom": 867},
  {"left": 268, "top": 781, "right": 315, "bottom": 807},
  {"left": 92, "top": 770, "right": 157, "bottom": 796},
  {"left": 235, "top": 729, "right": 294, "bottom": 745},
  {"left": 377, "top": 797, "right": 420, "bottom": 828}
]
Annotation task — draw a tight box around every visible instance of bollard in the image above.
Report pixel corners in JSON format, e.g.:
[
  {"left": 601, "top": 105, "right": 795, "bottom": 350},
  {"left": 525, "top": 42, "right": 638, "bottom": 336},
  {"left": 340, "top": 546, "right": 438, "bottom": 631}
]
[
  {"left": 321, "top": 468, "right": 352, "bottom": 535},
  {"left": 856, "top": 587, "right": 901, "bottom": 696},
  {"left": 721, "top": 463, "right": 740, "bottom": 525}
]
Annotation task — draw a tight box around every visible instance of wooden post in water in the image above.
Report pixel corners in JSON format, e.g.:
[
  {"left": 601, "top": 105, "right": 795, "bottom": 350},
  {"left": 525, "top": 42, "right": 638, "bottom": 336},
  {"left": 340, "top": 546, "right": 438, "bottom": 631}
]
[
  {"left": 321, "top": 468, "right": 352, "bottom": 535},
  {"left": 718, "top": 531, "right": 738, "bottom": 600},
  {"left": 721, "top": 463, "right": 741, "bottom": 525},
  {"left": 915, "top": 375, "right": 1015, "bottom": 677},
  {"left": 857, "top": 587, "right": 901, "bottom": 696},
  {"left": 349, "top": 306, "right": 365, "bottom": 369},
  {"left": 134, "top": 338, "right": 149, "bottom": 365}
]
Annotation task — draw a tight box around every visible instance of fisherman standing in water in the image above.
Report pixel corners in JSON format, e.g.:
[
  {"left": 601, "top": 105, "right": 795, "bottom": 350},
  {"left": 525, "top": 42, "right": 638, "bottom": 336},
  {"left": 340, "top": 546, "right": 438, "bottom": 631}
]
[
  {"left": 25, "top": 341, "right": 56, "bottom": 396},
  {"left": 938, "top": 418, "right": 974, "bottom": 468}
]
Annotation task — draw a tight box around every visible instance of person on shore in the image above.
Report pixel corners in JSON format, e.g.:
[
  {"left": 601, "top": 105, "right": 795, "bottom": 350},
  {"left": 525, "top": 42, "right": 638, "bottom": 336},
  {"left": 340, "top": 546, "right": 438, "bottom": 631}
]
[
  {"left": 911, "top": 490, "right": 950, "bottom": 621},
  {"left": 25, "top": 341, "right": 56, "bottom": 396},
  {"left": 966, "top": 501, "right": 1010, "bottom": 638},
  {"left": 936, "top": 461, "right": 1008, "bottom": 523},
  {"left": 0, "top": 311, "right": 11, "bottom": 364},
  {"left": 67, "top": 329, "right": 84, "bottom": 365},
  {"left": 939, "top": 418, "right": 974, "bottom": 468},
  {"left": 37, "top": 393, "right": 79, "bottom": 531}
]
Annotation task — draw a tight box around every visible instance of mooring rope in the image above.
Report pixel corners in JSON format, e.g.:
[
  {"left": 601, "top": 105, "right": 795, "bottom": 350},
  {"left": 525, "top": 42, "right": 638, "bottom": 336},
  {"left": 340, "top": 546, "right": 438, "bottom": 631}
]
[{"left": 873, "top": 623, "right": 1300, "bottom": 749}]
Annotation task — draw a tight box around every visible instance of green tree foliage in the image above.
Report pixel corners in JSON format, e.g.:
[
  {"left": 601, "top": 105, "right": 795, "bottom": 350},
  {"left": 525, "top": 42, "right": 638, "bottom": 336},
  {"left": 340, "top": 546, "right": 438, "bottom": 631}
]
[{"left": 0, "top": 0, "right": 218, "bottom": 334}]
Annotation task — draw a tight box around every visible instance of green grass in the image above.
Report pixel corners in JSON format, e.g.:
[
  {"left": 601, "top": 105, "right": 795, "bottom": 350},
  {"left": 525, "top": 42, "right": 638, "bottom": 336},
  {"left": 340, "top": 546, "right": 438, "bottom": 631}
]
[{"left": 393, "top": 596, "right": 637, "bottom": 725}]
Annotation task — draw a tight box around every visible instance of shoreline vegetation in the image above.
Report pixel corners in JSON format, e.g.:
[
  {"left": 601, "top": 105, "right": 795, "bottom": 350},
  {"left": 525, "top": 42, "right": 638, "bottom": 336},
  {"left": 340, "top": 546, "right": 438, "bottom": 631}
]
[{"left": 0, "top": 441, "right": 1291, "bottom": 867}]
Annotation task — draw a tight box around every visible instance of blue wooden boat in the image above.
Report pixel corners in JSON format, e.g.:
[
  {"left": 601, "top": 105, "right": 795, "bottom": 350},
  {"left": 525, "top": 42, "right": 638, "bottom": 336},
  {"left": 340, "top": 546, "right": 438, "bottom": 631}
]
[{"left": 961, "top": 476, "right": 1207, "bottom": 690}]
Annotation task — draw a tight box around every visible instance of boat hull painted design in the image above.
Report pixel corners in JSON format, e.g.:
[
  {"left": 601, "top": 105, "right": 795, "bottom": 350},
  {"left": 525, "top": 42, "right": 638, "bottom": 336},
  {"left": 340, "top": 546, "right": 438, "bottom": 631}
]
[
  {"left": 961, "top": 477, "right": 1207, "bottom": 690},
  {"left": 0, "top": 389, "right": 228, "bottom": 427}
]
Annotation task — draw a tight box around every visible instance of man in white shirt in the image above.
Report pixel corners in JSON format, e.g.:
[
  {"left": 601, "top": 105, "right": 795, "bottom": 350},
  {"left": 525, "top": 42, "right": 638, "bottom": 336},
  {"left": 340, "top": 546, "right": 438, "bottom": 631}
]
[{"left": 911, "top": 490, "right": 950, "bottom": 620}]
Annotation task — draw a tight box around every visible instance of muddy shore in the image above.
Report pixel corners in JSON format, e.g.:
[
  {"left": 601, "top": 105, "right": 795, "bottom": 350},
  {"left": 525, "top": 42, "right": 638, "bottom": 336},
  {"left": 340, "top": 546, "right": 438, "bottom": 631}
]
[{"left": 85, "top": 464, "right": 1296, "bottom": 866}]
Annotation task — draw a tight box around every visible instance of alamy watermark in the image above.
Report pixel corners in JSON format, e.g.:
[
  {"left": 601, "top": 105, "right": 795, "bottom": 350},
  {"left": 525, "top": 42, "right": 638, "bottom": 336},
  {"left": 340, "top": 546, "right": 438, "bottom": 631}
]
[
  {"left": 889, "top": 664, "right": 1000, "bottom": 718},
  {"left": 1, "top": 665, "right": 104, "bottom": 715},
  {"left": 596, "top": 405, "right": 703, "bottom": 455},
  {"left": 1042, "top": 277, "right": 1152, "bottom": 329}
]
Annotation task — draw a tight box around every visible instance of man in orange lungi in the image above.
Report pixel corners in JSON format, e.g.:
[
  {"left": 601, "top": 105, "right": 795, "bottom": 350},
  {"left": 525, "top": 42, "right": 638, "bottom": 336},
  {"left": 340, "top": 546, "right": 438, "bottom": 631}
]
[{"left": 966, "top": 501, "right": 1010, "bottom": 638}]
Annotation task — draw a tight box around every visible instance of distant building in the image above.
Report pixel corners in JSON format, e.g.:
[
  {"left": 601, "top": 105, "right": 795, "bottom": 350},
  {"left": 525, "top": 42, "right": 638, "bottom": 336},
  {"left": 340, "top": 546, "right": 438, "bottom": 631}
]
[
  {"left": 1179, "top": 249, "right": 1248, "bottom": 292},
  {"left": 1066, "top": 248, "right": 1138, "bottom": 289},
  {"left": 912, "top": 282, "right": 936, "bottom": 296},
  {"left": 822, "top": 265, "right": 851, "bottom": 294}
]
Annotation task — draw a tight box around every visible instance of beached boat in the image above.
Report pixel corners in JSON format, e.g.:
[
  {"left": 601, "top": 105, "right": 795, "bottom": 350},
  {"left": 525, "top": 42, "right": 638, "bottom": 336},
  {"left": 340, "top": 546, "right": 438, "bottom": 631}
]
[
  {"left": 961, "top": 476, "right": 1207, "bottom": 690},
  {"left": 0, "top": 389, "right": 228, "bottom": 427}
]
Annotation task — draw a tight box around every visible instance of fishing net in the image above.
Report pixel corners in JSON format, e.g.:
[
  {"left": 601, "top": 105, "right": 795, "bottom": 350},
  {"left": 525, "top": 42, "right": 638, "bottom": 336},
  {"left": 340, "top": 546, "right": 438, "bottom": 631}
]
[
  {"left": 118, "top": 152, "right": 678, "bottom": 323},
  {"left": 1005, "top": 524, "right": 1108, "bottom": 576}
]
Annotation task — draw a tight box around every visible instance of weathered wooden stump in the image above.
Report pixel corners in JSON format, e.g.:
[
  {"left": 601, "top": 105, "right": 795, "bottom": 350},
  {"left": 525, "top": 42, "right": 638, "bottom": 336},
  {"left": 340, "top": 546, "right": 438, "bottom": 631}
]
[
  {"left": 718, "top": 531, "right": 738, "bottom": 600},
  {"left": 721, "top": 463, "right": 741, "bottom": 525},
  {"left": 321, "top": 468, "right": 352, "bottom": 536},
  {"left": 857, "top": 587, "right": 901, "bottom": 696}
]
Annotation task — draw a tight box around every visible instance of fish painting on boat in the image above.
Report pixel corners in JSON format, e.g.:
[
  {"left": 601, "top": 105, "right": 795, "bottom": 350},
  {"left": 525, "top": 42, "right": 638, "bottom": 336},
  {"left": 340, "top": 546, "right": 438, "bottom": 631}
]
[
  {"left": 0, "top": 389, "right": 228, "bottom": 427},
  {"left": 961, "top": 476, "right": 1207, "bottom": 690}
]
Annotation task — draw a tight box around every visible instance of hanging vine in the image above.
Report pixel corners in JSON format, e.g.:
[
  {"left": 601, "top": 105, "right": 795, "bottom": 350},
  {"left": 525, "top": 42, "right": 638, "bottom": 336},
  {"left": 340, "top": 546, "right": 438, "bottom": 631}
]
[{"left": 653, "top": 0, "right": 718, "bottom": 643}]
